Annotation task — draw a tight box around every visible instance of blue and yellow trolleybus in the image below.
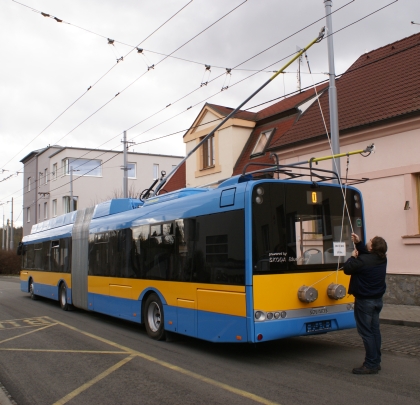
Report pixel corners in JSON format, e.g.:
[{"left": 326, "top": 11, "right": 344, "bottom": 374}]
[{"left": 19, "top": 159, "right": 369, "bottom": 343}]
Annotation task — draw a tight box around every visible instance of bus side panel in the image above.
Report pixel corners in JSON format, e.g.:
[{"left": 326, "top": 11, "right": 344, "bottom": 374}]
[
  {"left": 197, "top": 311, "right": 247, "bottom": 342},
  {"left": 20, "top": 271, "right": 29, "bottom": 292},
  {"left": 196, "top": 289, "right": 247, "bottom": 342},
  {"left": 88, "top": 292, "right": 141, "bottom": 322},
  {"left": 253, "top": 311, "right": 356, "bottom": 342}
]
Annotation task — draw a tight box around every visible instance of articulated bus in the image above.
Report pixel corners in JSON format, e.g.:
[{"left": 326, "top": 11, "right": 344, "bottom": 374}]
[{"left": 19, "top": 169, "right": 364, "bottom": 343}]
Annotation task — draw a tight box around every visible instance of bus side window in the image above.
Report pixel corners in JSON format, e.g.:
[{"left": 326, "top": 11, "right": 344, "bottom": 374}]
[
  {"left": 51, "top": 240, "right": 60, "bottom": 273},
  {"left": 131, "top": 225, "right": 149, "bottom": 279},
  {"left": 26, "top": 244, "right": 34, "bottom": 269},
  {"left": 62, "top": 238, "right": 71, "bottom": 273},
  {"left": 34, "top": 243, "right": 43, "bottom": 270}
]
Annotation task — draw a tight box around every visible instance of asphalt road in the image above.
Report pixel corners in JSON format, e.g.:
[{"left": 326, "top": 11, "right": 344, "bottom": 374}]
[{"left": 1, "top": 276, "right": 419, "bottom": 405}]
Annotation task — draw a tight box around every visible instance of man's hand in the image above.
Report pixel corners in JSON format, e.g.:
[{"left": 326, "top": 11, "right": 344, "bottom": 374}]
[
  {"left": 351, "top": 249, "right": 359, "bottom": 258},
  {"left": 351, "top": 233, "right": 360, "bottom": 244}
]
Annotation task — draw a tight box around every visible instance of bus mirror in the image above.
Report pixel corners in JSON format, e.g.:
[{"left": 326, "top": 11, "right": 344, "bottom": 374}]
[{"left": 17, "top": 242, "right": 25, "bottom": 256}]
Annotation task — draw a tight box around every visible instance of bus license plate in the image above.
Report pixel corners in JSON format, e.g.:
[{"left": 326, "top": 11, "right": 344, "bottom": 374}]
[{"left": 306, "top": 320, "right": 331, "bottom": 333}]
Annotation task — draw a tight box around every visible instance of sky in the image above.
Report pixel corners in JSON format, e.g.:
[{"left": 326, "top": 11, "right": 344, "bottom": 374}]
[{"left": 1, "top": 0, "right": 419, "bottom": 227}]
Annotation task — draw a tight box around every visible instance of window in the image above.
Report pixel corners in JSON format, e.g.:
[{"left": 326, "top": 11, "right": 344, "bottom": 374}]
[
  {"left": 251, "top": 130, "right": 272, "bottom": 156},
  {"left": 27, "top": 177, "right": 31, "bottom": 192},
  {"left": 127, "top": 163, "right": 136, "bottom": 179},
  {"left": 52, "top": 199, "right": 57, "bottom": 217},
  {"left": 39, "top": 172, "right": 42, "bottom": 188},
  {"left": 202, "top": 135, "right": 215, "bottom": 169},
  {"left": 153, "top": 164, "right": 159, "bottom": 180},
  {"left": 52, "top": 163, "right": 57, "bottom": 180},
  {"left": 62, "top": 158, "right": 102, "bottom": 177},
  {"left": 63, "top": 196, "right": 78, "bottom": 213},
  {"left": 27, "top": 207, "right": 31, "bottom": 223},
  {"left": 44, "top": 168, "right": 48, "bottom": 184},
  {"left": 44, "top": 202, "right": 48, "bottom": 219}
]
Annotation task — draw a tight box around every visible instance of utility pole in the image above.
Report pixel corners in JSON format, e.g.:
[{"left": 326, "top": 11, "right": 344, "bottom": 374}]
[
  {"left": 123, "top": 131, "right": 128, "bottom": 198},
  {"left": 2, "top": 211, "right": 4, "bottom": 250},
  {"left": 324, "top": 0, "right": 341, "bottom": 180},
  {"left": 121, "top": 131, "right": 134, "bottom": 198},
  {"left": 6, "top": 219, "right": 9, "bottom": 251},
  {"left": 70, "top": 166, "right": 74, "bottom": 212},
  {"left": 10, "top": 198, "right": 14, "bottom": 250}
]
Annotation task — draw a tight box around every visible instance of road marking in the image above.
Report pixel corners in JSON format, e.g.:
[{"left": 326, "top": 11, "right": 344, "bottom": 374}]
[
  {"left": 47, "top": 317, "right": 281, "bottom": 405},
  {"left": 0, "top": 317, "right": 53, "bottom": 329},
  {"left": 0, "top": 323, "right": 56, "bottom": 344},
  {"left": 53, "top": 354, "right": 136, "bottom": 405},
  {"left": 0, "top": 349, "right": 127, "bottom": 354}
]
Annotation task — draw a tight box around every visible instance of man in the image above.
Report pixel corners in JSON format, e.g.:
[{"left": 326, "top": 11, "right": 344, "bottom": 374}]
[{"left": 343, "top": 233, "right": 387, "bottom": 375}]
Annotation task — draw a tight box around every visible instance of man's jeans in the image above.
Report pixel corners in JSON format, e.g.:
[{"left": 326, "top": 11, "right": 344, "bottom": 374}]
[{"left": 354, "top": 297, "right": 383, "bottom": 369}]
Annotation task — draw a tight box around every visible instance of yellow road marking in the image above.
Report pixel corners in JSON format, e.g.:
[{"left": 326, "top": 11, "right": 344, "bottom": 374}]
[
  {"left": 0, "top": 349, "right": 127, "bottom": 354},
  {"left": 46, "top": 317, "right": 281, "bottom": 405},
  {"left": 0, "top": 323, "right": 56, "bottom": 344},
  {"left": 53, "top": 354, "right": 136, "bottom": 405}
]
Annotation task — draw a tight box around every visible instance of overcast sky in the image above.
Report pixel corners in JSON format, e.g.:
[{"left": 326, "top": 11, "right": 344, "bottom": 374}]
[{"left": 1, "top": 0, "right": 419, "bottom": 226}]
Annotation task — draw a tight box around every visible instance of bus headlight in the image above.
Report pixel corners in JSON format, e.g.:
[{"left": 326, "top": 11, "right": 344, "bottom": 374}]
[
  {"left": 255, "top": 196, "right": 263, "bottom": 204},
  {"left": 297, "top": 285, "right": 318, "bottom": 303},
  {"left": 254, "top": 311, "right": 266, "bottom": 321},
  {"left": 327, "top": 283, "right": 346, "bottom": 300}
]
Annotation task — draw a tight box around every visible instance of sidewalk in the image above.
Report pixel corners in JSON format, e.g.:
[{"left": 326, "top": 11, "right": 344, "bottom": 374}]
[{"left": 380, "top": 303, "right": 420, "bottom": 328}]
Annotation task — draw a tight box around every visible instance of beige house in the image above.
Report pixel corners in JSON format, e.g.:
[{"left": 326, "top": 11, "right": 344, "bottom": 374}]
[
  {"left": 20, "top": 146, "right": 183, "bottom": 236},
  {"left": 166, "top": 33, "right": 420, "bottom": 305}
]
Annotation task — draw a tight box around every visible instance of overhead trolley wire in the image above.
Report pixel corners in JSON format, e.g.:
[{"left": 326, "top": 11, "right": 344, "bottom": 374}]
[
  {"left": 2, "top": 0, "right": 195, "bottom": 172},
  {"left": 2, "top": 0, "right": 401, "bottom": 203}
]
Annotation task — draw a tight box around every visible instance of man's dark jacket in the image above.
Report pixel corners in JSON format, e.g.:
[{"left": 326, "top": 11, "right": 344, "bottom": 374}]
[{"left": 343, "top": 241, "right": 387, "bottom": 299}]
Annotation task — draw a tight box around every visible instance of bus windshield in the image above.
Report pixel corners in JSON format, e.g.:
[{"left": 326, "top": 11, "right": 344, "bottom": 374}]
[{"left": 252, "top": 182, "right": 364, "bottom": 274}]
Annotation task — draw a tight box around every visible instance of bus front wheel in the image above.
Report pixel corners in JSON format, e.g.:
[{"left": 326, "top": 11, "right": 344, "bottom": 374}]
[
  {"left": 59, "top": 284, "right": 69, "bottom": 311},
  {"left": 29, "top": 281, "right": 37, "bottom": 300},
  {"left": 143, "top": 293, "right": 166, "bottom": 341}
]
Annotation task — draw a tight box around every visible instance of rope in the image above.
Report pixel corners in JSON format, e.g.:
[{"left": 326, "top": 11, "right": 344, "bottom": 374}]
[{"left": 304, "top": 52, "right": 356, "bottom": 289}]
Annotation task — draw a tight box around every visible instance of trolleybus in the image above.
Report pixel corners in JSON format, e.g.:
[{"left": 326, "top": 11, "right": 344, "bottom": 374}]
[{"left": 19, "top": 163, "right": 365, "bottom": 343}]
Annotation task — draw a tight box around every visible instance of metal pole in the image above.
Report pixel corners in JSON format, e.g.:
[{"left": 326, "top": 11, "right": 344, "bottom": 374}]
[
  {"left": 2, "top": 207, "right": 4, "bottom": 250},
  {"left": 6, "top": 219, "right": 9, "bottom": 251},
  {"left": 70, "top": 166, "right": 74, "bottom": 212},
  {"left": 123, "top": 131, "right": 128, "bottom": 198},
  {"left": 324, "top": 0, "right": 341, "bottom": 180},
  {"left": 10, "top": 198, "right": 14, "bottom": 251}
]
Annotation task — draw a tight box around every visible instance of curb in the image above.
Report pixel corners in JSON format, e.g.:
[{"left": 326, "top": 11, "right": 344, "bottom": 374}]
[
  {"left": 0, "top": 382, "right": 16, "bottom": 405},
  {"left": 380, "top": 319, "right": 420, "bottom": 328}
]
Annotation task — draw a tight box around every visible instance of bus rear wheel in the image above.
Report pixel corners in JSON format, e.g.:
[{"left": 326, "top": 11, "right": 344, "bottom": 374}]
[
  {"left": 143, "top": 293, "right": 166, "bottom": 341},
  {"left": 29, "top": 281, "right": 37, "bottom": 300},
  {"left": 59, "top": 284, "right": 69, "bottom": 311}
]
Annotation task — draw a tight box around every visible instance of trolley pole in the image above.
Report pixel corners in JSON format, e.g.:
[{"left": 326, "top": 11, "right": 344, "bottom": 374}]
[
  {"left": 10, "top": 198, "right": 14, "bottom": 251},
  {"left": 324, "top": 0, "right": 341, "bottom": 181}
]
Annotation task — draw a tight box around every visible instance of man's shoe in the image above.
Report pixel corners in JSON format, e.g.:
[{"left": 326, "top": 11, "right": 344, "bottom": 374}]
[
  {"left": 352, "top": 366, "right": 378, "bottom": 374},
  {"left": 377, "top": 365, "right": 381, "bottom": 371}
]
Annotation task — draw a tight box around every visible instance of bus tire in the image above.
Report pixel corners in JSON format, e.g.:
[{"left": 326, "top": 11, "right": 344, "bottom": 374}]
[
  {"left": 59, "top": 283, "right": 69, "bottom": 311},
  {"left": 143, "top": 293, "right": 166, "bottom": 341},
  {"left": 29, "top": 280, "right": 37, "bottom": 300}
]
